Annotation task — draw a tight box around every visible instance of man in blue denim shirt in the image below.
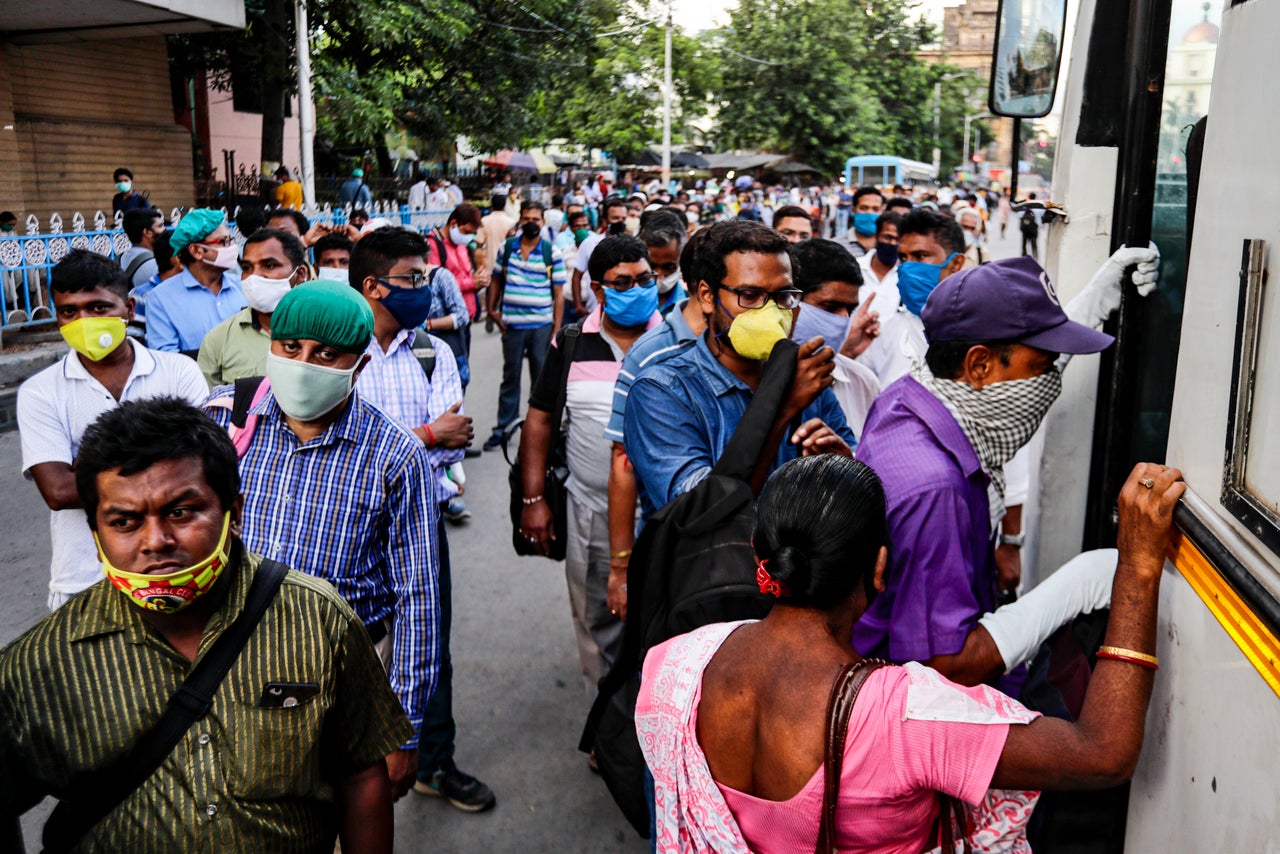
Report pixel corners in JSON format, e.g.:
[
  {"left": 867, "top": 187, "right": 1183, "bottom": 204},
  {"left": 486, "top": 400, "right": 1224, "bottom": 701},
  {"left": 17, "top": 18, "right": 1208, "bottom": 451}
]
[{"left": 623, "top": 221, "right": 855, "bottom": 517}]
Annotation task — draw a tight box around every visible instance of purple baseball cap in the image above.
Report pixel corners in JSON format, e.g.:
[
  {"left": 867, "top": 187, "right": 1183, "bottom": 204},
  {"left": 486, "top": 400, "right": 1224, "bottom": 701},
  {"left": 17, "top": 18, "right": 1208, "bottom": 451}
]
[{"left": 921, "top": 255, "right": 1114, "bottom": 355}]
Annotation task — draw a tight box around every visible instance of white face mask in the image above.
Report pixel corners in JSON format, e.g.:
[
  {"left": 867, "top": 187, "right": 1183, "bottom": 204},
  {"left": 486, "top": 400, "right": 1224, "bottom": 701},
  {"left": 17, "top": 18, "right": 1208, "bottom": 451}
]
[
  {"left": 240, "top": 272, "right": 295, "bottom": 313},
  {"left": 315, "top": 266, "right": 349, "bottom": 283},
  {"left": 200, "top": 243, "right": 239, "bottom": 270},
  {"left": 656, "top": 271, "right": 681, "bottom": 294},
  {"left": 449, "top": 226, "right": 471, "bottom": 247}
]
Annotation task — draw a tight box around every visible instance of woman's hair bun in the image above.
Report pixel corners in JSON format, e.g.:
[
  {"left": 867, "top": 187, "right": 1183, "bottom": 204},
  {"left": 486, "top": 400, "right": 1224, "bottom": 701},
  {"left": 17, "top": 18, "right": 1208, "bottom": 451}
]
[{"left": 768, "top": 545, "right": 811, "bottom": 592}]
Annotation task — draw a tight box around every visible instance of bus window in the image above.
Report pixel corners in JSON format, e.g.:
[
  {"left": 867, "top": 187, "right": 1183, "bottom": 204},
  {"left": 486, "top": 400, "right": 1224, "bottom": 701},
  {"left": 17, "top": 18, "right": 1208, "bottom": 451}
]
[{"left": 1119, "top": 0, "right": 1224, "bottom": 467}]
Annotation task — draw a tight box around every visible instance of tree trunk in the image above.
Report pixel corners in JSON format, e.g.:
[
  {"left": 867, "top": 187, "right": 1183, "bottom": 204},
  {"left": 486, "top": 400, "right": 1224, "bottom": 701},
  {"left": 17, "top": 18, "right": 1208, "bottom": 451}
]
[
  {"left": 259, "top": 0, "right": 292, "bottom": 177},
  {"left": 375, "top": 144, "right": 394, "bottom": 180}
]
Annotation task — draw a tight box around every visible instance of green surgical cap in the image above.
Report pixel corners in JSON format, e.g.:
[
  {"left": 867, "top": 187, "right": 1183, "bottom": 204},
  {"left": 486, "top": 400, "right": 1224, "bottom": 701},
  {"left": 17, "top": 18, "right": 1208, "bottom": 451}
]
[
  {"left": 170, "top": 208, "right": 226, "bottom": 255},
  {"left": 270, "top": 280, "right": 374, "bottom": 353},
  {"left": 352, "top": 168, "right": 365, "bottom": 178}
]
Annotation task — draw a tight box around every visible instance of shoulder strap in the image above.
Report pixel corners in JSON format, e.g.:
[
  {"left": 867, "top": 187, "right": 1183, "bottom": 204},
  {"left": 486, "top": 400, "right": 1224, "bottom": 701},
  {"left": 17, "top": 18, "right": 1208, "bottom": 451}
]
[
  {"left": 42, "top": 559, "right": 289, "bottom": 854},
  {"left": 711, "top": 337, "right": 799, "bottom": 482},
  {"left": 551, "top": 323, "right": 581, "bottom": 432},
  {"left": 122, "top": 250, "right": 154, "bottom": 281},
  {"left": 231, "top": 375, "right": 265, "bottom": 429},
  {"left": 816, "top": 659, "right": 888, "bottom": 854},
  {"left": 541, "top": 239, "right": 555, "bottom": 278},
  {"left": 429, "top": 230, "right": 448, "bottom": 265}
]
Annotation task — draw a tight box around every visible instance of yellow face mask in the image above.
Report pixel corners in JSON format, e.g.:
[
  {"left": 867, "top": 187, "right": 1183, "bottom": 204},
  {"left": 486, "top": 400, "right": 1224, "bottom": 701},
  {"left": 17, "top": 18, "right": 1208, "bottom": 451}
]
[
  {"left": 61, "top": 316, "right": 127, "bottom": 362},
  {"left": 97, "top": 513, "right": 233, "bottom": 614},
  {"left": 726, "top": 300, "right": 795, "bottom": 361}
]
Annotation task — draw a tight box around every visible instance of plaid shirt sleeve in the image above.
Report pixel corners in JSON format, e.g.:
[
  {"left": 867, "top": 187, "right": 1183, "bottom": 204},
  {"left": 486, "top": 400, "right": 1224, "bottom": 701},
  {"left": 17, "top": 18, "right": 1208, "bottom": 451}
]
[
  {"left": 384, "top": 446, "right": 441, "bottom": 742},
  {"left": 425, "top": 334, "right": 465, "bottom": 472}
]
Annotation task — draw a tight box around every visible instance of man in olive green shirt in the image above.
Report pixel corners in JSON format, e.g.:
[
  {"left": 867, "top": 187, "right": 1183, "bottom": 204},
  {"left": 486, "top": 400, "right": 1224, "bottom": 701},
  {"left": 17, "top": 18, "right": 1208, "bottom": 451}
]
[
  {"left": 0, "top": 398, "right": 411, "bottom": 853},
  {"left": 198, "top": 228, "right": 309, "bottom": 387}
]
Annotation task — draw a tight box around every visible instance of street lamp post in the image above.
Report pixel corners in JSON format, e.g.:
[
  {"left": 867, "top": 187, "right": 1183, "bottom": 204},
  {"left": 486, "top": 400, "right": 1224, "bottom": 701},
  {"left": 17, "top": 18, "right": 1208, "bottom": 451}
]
[
  {"left": 962, "top": 111, "right": 991, "bottom": 170},
  {"left": 932, "top": 72, "right": 966, "bottom": 178},
  {"left": 295, "top": 0, "right": 316, "bottom": 208},
  {"left": 661, "top": 4, "right": 673, "bottom": 189}
]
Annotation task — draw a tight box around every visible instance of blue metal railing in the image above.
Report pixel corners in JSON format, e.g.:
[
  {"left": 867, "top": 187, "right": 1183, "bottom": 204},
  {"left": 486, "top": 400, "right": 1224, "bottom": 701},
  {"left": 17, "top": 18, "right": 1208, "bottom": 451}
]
[{"left": 0, "top": 203, "right": 455, "bottom": 329}]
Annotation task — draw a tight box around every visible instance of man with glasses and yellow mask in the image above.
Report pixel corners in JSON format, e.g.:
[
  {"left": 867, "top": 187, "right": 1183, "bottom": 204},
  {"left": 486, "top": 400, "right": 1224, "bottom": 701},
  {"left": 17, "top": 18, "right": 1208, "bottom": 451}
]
[
  {"left": 18, "top": 249, "right": 207, "bottom": 610},
  {"left": 625, "top": 220, "right": 855, "bottom": 518}
]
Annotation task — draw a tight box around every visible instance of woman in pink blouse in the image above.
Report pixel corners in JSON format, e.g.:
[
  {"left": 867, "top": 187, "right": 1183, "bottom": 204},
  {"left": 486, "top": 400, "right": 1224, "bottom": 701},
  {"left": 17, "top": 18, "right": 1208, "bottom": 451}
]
[{"left": 637, "top": 455, "right": 1183, "bottom": 853}]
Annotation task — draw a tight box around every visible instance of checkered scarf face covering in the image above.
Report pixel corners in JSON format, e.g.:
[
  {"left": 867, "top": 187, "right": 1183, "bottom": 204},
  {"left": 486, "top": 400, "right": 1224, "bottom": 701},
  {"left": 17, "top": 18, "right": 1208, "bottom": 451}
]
[{"left": 912, "top": 363, "right": 1062, "bottom": 524}]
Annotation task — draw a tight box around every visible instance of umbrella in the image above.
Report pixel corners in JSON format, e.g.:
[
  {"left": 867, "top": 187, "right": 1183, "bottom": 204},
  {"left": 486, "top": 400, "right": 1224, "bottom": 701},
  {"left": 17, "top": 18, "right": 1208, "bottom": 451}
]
[
  {"left": 529, "top": 151, "right": 558, "bottom": 174},
  {"left": 672, "top": 151, "right": 710, "bottom": 169},
  {"left": 482, "top": 149, "right": 539, "bottom": 172}
]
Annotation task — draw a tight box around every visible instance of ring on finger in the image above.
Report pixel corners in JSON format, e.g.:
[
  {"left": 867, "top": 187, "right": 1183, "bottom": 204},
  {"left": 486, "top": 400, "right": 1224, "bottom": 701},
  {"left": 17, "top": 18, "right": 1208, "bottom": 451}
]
[{"left": 1140, "top": 478, "right": 1155, "bottom": 489}]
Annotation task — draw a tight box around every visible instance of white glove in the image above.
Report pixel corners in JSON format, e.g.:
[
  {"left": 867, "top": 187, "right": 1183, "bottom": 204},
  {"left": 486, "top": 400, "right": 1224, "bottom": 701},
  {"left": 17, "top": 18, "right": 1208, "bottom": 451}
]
[
  {"left": 1065, "top": 243, "right": 1161, "bottom": 330},
  {"left": 978, "top": 548, "right": 1118, "bottom": 673}
]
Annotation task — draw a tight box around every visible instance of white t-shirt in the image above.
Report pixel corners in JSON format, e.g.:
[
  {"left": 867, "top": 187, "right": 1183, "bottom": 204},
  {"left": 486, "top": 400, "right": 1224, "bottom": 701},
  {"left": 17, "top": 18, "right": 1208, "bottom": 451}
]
[
  {"left": 571, "top": 233, "right": 604, "bottom": 312},
  {"left": 832, "top": 353, "right": 881, "bottom": 438},
  {"left": 18, "top": 342, "right": 208, "bottom": 600},
  {"left": 858, "top": 252, "right": 900, "bottom": 313},
  {"left": 407, "top": 180, "right": 428, "bottom": 211},
  {"left": 857, "top": 306, "right": 925, "bottom": 387}
]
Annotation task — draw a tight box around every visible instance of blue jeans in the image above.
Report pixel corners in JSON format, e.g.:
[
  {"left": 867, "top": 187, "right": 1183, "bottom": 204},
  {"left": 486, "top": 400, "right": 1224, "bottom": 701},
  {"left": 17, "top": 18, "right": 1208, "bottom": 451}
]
[
  {"left": 492, "top": 323, "right": 552, "bottom": 440},
  {"left": 418, "top": 517, "right": 454, "bottom": 778}
]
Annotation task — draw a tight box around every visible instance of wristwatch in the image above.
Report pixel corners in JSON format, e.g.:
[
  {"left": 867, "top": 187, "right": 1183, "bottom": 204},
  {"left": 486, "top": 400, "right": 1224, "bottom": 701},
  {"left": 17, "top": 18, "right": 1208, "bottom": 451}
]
[{"left": 999, "top": 532, "right": 1025, "bottom": 549}]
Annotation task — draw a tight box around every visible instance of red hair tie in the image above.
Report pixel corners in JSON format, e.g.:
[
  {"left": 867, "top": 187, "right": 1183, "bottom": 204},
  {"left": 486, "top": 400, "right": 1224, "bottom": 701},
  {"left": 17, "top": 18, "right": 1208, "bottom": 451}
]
[{"left": 756, "top": 559, "right": 789, "bottom": 598}]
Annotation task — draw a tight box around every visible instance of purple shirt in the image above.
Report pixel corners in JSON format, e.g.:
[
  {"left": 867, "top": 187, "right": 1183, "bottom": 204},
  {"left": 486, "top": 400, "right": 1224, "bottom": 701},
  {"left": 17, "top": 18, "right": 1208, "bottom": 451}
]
[{"left": 853, "top": 376, "right": 999, "bottom": 671}]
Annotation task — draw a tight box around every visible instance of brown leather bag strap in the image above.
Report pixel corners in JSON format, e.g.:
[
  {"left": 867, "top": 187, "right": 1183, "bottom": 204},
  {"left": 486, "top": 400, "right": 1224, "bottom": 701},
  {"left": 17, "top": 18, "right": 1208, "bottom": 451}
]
[{"left": 815, "top": 659, "right": 888, "bottom": 854}]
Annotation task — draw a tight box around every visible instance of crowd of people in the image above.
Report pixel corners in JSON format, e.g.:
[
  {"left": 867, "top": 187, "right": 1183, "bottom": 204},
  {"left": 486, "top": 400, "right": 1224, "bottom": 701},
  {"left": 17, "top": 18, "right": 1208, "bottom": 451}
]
[{"left": 0, "top": 163, "right": 1173, "bottom": 853}]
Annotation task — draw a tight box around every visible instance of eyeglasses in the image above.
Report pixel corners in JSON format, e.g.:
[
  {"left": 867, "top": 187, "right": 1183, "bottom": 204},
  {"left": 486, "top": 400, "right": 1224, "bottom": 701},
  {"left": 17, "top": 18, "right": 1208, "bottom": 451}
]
[
  {"left": 599, "top": 274, "right": 655, "bottom": 291},
  {"left": 200, "top": 236, "right": 235, "bottom": 247},
  {"left": 719, "top": 284, "right": 804, "bottom": 310},
  {"left": 378, "top": 273, "right": 430, "bottom": 289}
]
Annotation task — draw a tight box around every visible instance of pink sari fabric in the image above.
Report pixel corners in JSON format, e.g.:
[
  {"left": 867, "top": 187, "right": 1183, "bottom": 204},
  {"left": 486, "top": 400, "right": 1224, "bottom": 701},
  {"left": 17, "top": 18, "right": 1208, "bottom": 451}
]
[
  {"left": 638, "top": 624, "right": 1041, "bottom": 854},
  {"left": 637, "top": 620, "right": 754, "bottom": 853}
]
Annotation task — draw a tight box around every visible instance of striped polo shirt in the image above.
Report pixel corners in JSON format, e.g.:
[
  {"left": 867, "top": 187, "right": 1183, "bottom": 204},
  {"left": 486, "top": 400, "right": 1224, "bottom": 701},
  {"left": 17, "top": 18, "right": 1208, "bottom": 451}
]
[
  {"left": 528, "top": 308, "right": 661, "bottom": 514},
  {"left": 497, "top": 236, "right": 567, "bottom": 328}
]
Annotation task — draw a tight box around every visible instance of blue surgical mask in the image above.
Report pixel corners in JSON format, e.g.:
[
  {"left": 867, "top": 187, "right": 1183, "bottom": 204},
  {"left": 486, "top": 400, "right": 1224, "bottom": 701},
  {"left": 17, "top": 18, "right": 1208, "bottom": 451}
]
[
  {"left": 376, "top": 279, "right": 433, "bottom": 329},
  {"left": 853, "top": 212, "right": 879, "bottom": 237},
  {"left": 791, "top": 303, "right": 849, "bottom": 347},
  {"left": 897, "top": 253, "right": 959, "bottom": 317},
  {"left": 602, "top": 283, "right": 658, "bottom": 328}
]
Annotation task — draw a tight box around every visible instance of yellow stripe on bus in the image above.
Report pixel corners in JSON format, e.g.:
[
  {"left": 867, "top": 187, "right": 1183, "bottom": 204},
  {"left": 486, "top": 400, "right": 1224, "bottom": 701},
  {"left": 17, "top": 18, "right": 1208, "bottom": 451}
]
[{"left": 1169, "top": 530, "right": 1280, "bottom": 698}]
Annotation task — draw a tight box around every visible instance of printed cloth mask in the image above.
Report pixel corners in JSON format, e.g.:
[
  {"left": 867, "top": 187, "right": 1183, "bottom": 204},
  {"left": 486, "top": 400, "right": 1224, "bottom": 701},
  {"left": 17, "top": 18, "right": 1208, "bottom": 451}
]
[
  {"left": 791, "top": 303, "right": 849, "bottom": 348},
  {"left": 377, "top": 279, "right": 433, "bottom": 330},
  {"left": 240, "top": 272, "right": 295, "bottom": 313},
  {"left": 874, "top": 241, "right": 899, "bottom": 267},
  {"left": 520, "top": 221, "right": 542, "bottom": 240},
  {"left": 912, "top": 362, "right": 1063, "bottom": 527},
  {"left": 315, "top": 266, "right": 349, "bottom": 283},
  {"left": 98, "top": 512, "right": 232, "bottom": 614},
  {"left": 265, "top": 351, "right": 360, "bottom": 421},
  {"left": 449, "top": 226, "right": 471, "bottom": 247},
  {"left": 61, "top": 316, "right": 127, "bottom": 361},
  {"left": 897, "top": 252, "right": 958, "bottom": 316},
  {"left": 603, "top": 283, "right": 658, "bottom": 327},
  {"left": 199, "top": 243, "right": 239, "bottom": 270},
  {"left": 656, "top": 271, "right": 681, "bottom": 295},
  {"left": 722, "top": 299, "right": 794, "bottom": 361},
  {"left": 853, "top": 212, "right": 879, "bottom": 237},
  {"left": 115, "top": 181, "right": 132, "bottom": 193}
]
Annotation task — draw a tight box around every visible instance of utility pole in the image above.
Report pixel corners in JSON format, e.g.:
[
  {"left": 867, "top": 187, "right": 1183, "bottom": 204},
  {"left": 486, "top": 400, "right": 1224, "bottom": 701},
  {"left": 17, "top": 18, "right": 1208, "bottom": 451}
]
[
  {"left": 932, "top": 72, "right": 964, "bottom": 179},
  {"left": 661, "top": 4, "right": 673, "bottom": 190},
  {"left": 962, "top": 111, "right": 990, "bottom": 170},
  {"left": 295, "top": 0, "right": 317, "bottom": 208}
]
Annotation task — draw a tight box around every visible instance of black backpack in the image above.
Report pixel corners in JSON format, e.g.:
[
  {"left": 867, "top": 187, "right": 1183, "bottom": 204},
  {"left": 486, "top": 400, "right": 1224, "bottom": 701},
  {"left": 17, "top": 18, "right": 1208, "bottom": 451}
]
[{"left": 579, "top": 338, "right": 800, "bottom": 837}]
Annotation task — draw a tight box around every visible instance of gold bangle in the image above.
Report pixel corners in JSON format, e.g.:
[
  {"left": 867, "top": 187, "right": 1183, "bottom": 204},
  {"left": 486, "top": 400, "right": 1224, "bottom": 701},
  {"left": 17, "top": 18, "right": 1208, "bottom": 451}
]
[
  {"left": 1096, "top": 646, "right": 1160, "bottom": 670},
  {"left": 611, "top": 550, "right": 632, "bottom": 560}
]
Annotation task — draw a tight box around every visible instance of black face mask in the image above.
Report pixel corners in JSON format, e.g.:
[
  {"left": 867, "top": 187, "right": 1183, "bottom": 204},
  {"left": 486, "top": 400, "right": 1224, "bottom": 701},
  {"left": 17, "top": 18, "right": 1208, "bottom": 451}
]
[
  {"left": 521, "top": 222, "right": 541, "bottom": 240},
  {"left": 607, "top": 221, "right": 627, "bottom": 235}
]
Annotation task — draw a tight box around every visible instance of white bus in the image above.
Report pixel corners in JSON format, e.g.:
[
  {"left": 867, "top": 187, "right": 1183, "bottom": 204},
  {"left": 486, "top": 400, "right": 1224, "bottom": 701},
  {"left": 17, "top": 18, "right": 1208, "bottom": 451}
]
[{"left": 998, "top": 0, "right": 1280, "bottom": 848}]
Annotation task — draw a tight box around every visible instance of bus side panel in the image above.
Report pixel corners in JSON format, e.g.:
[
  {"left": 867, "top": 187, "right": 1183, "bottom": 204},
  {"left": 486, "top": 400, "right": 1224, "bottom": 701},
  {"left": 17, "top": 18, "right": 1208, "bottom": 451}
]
[{"left": 1125, "top": 565, "right": 1280, "bottom": 852}]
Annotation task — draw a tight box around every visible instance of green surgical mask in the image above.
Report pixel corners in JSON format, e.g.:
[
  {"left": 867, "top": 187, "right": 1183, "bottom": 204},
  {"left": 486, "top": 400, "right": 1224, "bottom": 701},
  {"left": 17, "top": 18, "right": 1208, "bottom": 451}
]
[{"left": 264, "top": 351, "right": 359, "bottom": 422}]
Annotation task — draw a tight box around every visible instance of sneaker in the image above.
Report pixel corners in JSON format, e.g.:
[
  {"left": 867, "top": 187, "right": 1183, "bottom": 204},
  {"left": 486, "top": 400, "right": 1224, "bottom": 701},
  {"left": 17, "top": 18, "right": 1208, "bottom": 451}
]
[
  {"left": 482, "top": 435, "right": 503, "bottom": 452},
  {"left": 413, "top": 764, "right": 496, "bottom": 813},
  {"left": 443, "top": 497, "right": 471, "bottom": 524}
]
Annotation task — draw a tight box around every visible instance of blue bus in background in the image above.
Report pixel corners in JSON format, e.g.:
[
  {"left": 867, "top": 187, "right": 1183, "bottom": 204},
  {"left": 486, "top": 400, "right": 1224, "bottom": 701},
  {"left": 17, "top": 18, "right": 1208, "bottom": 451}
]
[{"left": 843, "top": 155, "right": 937, "bottom": 187}]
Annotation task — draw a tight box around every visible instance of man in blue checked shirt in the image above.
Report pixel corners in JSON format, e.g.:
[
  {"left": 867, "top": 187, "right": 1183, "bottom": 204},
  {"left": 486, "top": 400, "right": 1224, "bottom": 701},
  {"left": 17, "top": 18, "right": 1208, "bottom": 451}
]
[
  {"left": 349, "top": 227, "right": 495, "bottom": 814},
  {"left": 203, "top": 280, "right": 439, "bottom": 802}
]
